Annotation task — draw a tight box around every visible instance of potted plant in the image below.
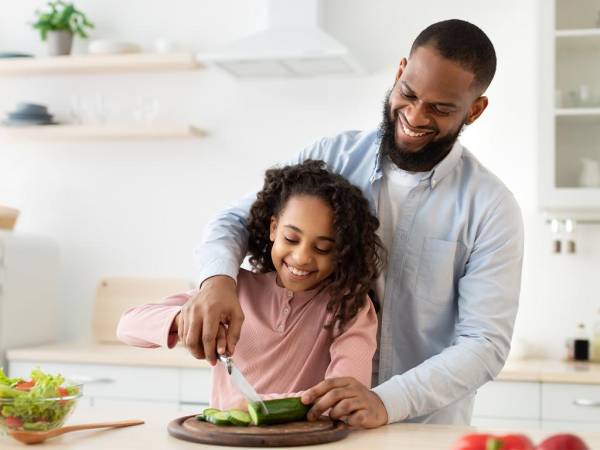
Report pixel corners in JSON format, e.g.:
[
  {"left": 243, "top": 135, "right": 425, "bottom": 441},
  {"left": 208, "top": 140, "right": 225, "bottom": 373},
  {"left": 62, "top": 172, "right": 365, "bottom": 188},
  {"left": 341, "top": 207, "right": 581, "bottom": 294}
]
[{"left": 31, "top": 1, "right": 94, "bottom": 56}]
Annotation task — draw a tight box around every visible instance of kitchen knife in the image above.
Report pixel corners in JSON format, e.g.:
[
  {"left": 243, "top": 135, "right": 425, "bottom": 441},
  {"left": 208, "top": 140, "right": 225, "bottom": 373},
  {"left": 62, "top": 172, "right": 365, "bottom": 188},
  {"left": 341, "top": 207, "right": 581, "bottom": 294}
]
[{"left": 218, "top": 354, "right": 269, "bottom": 414}]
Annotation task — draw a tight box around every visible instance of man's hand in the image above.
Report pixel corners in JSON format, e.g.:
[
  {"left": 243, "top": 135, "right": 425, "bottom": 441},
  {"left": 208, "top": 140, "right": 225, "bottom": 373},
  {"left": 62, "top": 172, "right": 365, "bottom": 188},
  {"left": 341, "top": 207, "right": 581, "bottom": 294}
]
[
  {"left": 177, "top": 275, "right": 244, "bottom": 365},
  {"left": 301, "top": 377, "right": 388, "bottom": 429}
]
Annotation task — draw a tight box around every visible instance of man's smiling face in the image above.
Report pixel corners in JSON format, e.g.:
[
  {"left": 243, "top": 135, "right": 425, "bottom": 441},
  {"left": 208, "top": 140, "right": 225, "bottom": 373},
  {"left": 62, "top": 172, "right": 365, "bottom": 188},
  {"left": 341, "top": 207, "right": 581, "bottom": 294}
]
[{"left": 381, "top": 45, "right": 489, "bottom": 171}]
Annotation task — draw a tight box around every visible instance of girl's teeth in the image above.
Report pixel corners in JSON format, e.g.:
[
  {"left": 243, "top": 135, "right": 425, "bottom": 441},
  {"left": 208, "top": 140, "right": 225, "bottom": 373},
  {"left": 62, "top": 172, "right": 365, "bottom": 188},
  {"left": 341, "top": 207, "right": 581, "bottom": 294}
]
[{"left": 288, "top": 265, "right": 310, "bottom": 276}]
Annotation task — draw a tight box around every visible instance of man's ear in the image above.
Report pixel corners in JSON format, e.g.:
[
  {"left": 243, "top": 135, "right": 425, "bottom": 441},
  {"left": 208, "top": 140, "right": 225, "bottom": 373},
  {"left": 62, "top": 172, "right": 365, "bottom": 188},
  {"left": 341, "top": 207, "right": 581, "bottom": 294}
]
[
  {"left": 269, "top": 216, "right": 278, "bottom": 242},
  {"left": 394, "top": 57, "right": 407, "bottom": 82},
  {"left": 466, "top": 96, "right": 488, "bottom": 125}
]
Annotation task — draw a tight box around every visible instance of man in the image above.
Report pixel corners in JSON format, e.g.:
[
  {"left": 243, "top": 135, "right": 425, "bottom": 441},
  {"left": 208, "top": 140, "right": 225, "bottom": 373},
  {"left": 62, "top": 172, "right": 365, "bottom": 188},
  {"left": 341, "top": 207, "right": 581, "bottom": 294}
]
[{"left": 181, "top": 19, "right": 524, "bottom": 428}]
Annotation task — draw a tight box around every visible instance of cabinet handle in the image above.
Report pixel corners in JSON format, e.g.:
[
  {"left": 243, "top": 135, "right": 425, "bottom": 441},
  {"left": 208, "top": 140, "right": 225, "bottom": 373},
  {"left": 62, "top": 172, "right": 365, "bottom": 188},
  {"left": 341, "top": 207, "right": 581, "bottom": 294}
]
[
  {"left": 573, "top": 399, "right": 600, "bottom": 407},
  {"left": 69, "top": 376, "right": 115, "bottom": 385}
]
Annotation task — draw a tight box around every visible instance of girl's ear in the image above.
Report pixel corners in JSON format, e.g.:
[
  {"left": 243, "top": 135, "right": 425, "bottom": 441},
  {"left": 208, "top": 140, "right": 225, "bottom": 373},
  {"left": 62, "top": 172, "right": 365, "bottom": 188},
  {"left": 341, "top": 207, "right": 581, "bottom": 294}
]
[{"left": 269, "top": 216, "right": 278, "bottom": 242}]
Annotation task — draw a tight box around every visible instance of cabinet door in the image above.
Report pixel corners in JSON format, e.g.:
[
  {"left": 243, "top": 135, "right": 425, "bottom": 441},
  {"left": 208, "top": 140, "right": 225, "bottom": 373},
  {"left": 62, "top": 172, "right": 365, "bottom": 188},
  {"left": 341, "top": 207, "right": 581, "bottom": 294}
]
[
  {"left": 9, "top": 361, "right": 179, "bottom": 402},
  {"left": 542, "top": 383, "right": 600, "bottom": 422},
  {"left": 473, "top": 381, "right": 541, "bottom": 420},
  {"left": 180, "top": 367, "right": 212, "bottom": 404}
]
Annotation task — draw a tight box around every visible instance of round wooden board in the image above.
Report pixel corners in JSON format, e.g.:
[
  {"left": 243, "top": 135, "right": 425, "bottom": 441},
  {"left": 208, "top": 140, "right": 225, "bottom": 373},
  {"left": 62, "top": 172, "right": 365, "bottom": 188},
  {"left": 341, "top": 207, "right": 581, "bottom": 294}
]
[{"left": 168, "top": 415, "right": 349, "bottom": 447}]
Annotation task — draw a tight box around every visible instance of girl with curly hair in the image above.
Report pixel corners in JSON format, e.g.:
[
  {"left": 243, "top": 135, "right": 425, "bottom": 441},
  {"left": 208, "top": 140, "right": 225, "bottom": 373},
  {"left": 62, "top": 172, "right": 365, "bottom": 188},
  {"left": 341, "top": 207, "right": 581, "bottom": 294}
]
[{"left": 118, "top": 160, "right": 385, "bottom": 410}]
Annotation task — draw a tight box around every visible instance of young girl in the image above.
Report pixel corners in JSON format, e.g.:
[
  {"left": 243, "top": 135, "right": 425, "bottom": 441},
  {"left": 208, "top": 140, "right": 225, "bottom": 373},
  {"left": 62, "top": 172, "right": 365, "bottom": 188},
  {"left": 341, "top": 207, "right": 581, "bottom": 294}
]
[{"left": 117, "top": 160, "right": 384, "bottom": 410}]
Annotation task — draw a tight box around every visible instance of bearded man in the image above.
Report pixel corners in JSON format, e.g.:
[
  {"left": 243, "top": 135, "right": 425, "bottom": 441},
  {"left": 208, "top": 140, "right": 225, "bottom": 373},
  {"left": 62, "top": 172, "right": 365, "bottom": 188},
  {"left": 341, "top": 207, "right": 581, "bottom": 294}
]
[{"left": 184, "top": 19, "right": 524, "bottom": 428}]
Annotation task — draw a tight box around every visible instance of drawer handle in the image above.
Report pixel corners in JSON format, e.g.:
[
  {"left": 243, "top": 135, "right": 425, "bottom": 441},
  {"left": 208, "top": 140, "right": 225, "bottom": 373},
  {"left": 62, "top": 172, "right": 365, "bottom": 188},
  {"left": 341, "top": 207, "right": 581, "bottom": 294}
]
[
  {"left": 573, "top": 399, "right": 600, "bottom": 407},
  {"left": 69, "top": 376, "right": 115, "bottom": 385}
]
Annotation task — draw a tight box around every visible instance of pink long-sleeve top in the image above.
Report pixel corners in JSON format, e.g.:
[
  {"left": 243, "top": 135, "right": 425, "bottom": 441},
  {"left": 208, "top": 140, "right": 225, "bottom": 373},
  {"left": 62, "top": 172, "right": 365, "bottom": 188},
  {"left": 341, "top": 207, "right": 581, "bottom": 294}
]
[{"left": 117, "top": 268, "right": 378, "bottom": 410}]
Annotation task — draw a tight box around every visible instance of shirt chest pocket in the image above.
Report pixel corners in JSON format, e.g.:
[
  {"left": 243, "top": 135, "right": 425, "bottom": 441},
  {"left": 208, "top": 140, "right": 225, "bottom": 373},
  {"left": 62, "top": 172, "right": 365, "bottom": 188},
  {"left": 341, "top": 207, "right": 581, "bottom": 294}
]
[{"left": 416, "top": 238, "right": 458, "bottom": 303}]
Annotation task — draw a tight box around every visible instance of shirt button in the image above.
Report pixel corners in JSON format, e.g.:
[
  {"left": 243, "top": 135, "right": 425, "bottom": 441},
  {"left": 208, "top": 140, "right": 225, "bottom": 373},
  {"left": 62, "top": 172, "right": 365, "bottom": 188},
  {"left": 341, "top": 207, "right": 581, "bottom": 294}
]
[
  {"left": 287, "top": 291, "right": 293, "bottom": 298},
  {"left": 431, "top": 179, "right": 437, "bottom": 187},
  {"left": 277, "top": 324, "right": 284, "bottom": 331},
  {"left": 283, "top": 307, "right": 290, "bottom": 314}
]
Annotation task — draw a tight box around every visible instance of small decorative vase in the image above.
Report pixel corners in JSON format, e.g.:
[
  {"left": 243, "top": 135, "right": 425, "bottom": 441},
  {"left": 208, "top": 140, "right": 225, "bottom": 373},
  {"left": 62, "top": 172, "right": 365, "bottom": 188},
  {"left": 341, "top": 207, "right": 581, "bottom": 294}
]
[
  {"left": 579, "top": 157, "right": 600, "bottom": 188},
  {"left": 46, "top": 30, "right": 73, "bottom": 56}
]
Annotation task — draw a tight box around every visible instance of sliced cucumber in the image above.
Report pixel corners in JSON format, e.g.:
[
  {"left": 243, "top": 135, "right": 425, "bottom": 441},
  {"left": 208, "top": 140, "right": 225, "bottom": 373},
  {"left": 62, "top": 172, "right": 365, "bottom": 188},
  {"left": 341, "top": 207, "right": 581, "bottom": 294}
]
[
  {"left": 202, "top": 408, "right": 220, "bottom": 417},
  {"left": 206, "top": 411, "right": 231, "bottom": 426},
  {"left": 248, "top": 397, "right": 311, "bottom": 426},
  {"left": 228, "top": 409, "right": 251, "bottom": 426}
]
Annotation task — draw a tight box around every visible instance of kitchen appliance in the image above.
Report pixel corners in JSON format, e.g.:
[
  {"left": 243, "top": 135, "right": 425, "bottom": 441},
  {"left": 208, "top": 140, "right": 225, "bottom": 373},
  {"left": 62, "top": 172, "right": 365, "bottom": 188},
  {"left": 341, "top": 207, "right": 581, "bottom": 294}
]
[{"left": 0, "top": 231, "right": 59, "bottom": 369}]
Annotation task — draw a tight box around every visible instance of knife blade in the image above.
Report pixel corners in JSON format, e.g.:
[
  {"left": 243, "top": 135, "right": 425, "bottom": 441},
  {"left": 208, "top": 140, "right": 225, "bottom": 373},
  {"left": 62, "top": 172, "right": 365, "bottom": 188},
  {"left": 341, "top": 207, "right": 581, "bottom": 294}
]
[{"left": 218, "top": 354, "right": 269, "bottom": 414}]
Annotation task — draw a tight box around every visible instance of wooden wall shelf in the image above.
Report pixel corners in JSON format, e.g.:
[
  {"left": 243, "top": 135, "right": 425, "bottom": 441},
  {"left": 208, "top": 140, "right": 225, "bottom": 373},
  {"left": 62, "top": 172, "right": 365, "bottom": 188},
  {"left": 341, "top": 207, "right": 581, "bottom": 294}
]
[
  {"left": 0, "top": 124, "right": 205, "bottom": 141},
  {"left": 0, "top": 52, "right": 203, "bottom": 76}
]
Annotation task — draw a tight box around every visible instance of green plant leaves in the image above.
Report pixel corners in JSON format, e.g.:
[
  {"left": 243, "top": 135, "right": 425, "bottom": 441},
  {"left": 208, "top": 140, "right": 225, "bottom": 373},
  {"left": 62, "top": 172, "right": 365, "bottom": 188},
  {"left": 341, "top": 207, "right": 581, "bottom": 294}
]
[{"left": 30, "top": 1, "right": 94, "bottom": 41}]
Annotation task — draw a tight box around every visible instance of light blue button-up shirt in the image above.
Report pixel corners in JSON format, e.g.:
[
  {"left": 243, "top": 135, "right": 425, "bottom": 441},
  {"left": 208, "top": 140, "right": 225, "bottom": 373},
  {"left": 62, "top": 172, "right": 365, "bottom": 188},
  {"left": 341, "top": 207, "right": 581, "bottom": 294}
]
[{"left": 194, "top": 129, "right": 524, "bottom": 425}]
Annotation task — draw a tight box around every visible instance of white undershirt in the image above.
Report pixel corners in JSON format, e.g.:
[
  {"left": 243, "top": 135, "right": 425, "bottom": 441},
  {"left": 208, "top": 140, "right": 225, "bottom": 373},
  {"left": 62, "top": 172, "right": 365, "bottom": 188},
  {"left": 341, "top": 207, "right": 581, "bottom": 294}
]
[{"left": 372, "top": 158, "right": 430, "bottom": 383}]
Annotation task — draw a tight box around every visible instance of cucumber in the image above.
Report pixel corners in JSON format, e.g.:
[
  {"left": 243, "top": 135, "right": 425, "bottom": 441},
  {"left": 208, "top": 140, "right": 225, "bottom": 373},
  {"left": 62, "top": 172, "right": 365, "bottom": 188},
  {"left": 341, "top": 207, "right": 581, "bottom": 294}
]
[
  {"left": 228, "top": 409, "right": 251, "bottom": 426},
  {"left": 196, "top": 407, "right": 220, "bottom": 421},
  {"left": 206, "top": 411, "right": 231, "bottom": 426},
  {"left": 247, "top": 397, "right": 311, "bottom": 426}
]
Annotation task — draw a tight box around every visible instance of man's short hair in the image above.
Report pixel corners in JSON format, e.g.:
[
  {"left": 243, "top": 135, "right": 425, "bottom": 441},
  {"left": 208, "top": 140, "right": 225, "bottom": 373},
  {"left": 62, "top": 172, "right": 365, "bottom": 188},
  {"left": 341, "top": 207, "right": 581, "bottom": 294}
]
[{"left": 410, "top": 19, "right": 496, "bottom": 93}]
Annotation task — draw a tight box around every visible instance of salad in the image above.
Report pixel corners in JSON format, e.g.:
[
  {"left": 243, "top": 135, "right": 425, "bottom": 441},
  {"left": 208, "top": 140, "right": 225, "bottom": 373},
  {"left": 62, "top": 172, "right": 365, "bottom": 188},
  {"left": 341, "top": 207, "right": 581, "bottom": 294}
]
[{"left": 0, "top": 368, "right": 81, "bottom": 432}]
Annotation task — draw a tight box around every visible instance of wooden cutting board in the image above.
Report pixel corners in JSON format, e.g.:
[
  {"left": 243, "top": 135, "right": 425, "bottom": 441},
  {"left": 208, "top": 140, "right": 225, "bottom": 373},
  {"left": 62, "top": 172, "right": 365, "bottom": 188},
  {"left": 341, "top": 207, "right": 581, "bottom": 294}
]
[{"left": 167, "top": 415, "right": 349, "bottom": 447}]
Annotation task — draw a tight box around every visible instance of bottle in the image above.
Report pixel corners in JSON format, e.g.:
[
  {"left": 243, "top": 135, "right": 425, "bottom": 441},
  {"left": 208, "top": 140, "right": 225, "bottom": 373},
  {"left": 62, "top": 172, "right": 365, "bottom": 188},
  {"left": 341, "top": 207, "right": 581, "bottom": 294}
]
[
  {"left": 573, "top": 323, "right": 590, "bottom": 361},
  {"left": 590, "top": 311, "right": 600, "bottom": 363}
]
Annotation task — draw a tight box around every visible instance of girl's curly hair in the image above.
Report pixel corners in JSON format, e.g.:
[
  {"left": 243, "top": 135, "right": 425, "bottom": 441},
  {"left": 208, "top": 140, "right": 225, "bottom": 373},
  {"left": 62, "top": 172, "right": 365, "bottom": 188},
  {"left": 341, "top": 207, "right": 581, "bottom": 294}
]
[{"left": 246, "top": 159, "right": 385, "bottom": 332}]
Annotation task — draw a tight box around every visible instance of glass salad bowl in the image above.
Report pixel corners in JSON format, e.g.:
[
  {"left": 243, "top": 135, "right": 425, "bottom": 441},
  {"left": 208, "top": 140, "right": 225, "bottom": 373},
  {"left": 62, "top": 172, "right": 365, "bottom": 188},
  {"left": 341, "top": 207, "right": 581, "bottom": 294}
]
[{"left": 0, "top": 368, "right": 82, "bottom": 434}]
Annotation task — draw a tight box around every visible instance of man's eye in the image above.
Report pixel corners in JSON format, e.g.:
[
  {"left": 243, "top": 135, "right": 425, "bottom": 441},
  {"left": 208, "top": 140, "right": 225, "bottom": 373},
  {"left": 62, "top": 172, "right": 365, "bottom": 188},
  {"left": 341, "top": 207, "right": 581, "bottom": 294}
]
[
  {"left": 401, "top": 91, "right": 416, "bottom": 99},
  {"left": 434, "top": 106, "right": 453, "bottom": 115}
]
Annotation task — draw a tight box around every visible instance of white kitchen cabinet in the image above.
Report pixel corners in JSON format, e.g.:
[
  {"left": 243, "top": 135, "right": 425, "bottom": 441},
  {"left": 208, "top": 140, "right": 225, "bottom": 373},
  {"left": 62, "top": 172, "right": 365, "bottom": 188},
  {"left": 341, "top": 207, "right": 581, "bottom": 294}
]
[
  {"left": 542, "top": 382, "right": 600, "bottom": 423},
  {"left": 473, "top": 380, "right": 600, "bottom": 432},
  {"left": 473, "top": 381, "right": 541, "bottom": 420},
  {"left": 8, "top": 361, "right": 211, "bottom": 407},
  {"left": 538, "top": 0, "right": 600, "bottom": 214}
]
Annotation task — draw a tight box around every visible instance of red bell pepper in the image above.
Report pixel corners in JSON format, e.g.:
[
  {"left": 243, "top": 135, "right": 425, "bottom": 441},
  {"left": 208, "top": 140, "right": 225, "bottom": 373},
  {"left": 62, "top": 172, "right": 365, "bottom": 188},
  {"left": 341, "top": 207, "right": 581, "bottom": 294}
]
[
  {"left": 536, "top": 434, "right": 589, "bottom": 450},
  {"left": 452, "top": 433, "right": 535, "bottom": 450}
]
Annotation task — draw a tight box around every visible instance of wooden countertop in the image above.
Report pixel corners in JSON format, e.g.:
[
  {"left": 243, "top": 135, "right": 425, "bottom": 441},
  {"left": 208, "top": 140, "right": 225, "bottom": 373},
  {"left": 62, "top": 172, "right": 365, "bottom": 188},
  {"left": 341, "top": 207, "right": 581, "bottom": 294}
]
[
  {"left": 6, "top": 341, "right": 210, "bottom": 369},
  {"left": 1, "top": 401, "right": 599, "bottom": 450},
  {"left": 497, "top": 358, "right": 600, "bottom": 384},
  {"left": 7, "top": 343, "right": 600, "bottom": 384}
]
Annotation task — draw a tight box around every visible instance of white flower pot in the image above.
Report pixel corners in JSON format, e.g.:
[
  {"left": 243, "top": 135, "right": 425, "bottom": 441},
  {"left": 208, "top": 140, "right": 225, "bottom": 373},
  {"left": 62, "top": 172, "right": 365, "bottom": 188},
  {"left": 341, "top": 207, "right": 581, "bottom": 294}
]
[{"left": 47, "top": 30, "right": 73, "bottom": 56}]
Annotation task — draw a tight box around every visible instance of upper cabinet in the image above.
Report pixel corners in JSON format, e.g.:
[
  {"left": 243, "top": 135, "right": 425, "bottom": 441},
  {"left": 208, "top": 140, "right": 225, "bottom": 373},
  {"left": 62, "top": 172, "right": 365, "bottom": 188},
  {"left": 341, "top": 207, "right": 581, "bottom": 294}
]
[{"left": 539, "top": 0, "right": 600, "bottom": 217}]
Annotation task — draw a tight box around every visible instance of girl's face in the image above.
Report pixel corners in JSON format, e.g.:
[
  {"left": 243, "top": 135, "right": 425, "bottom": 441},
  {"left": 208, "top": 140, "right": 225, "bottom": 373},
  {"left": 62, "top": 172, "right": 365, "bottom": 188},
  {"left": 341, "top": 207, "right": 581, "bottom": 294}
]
[{"left": 269, "top": 195, "right": 335, "bottom": 292}]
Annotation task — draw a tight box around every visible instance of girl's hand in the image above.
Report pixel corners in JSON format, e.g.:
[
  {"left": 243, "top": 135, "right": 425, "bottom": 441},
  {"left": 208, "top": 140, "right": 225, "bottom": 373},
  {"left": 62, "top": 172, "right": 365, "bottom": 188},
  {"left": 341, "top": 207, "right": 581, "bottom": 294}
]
[{"left": 301, "top": 377, "right": 388, "bottom": 428}]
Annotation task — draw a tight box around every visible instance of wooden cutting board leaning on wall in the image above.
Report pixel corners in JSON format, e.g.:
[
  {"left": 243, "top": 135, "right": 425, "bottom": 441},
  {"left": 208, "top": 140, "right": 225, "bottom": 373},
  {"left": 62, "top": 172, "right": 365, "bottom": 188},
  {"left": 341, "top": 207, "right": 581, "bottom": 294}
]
[{"left": 91, "top": 277, "right": 194, "bottom": 343}]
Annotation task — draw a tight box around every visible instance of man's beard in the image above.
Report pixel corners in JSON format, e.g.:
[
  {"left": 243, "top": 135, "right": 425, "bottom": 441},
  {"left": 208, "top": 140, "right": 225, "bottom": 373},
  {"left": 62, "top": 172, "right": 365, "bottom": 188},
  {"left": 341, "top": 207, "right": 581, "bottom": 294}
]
[{"left": 378, "top": 90, "right": 467, "bottom": 172}]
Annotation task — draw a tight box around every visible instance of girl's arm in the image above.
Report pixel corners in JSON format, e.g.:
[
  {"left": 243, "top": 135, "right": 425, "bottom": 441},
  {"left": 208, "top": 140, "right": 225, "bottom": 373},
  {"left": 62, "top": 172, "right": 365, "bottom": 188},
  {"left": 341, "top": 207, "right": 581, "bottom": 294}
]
[{"left": 116, "top": 291, "right": 195, "bottom": 349}]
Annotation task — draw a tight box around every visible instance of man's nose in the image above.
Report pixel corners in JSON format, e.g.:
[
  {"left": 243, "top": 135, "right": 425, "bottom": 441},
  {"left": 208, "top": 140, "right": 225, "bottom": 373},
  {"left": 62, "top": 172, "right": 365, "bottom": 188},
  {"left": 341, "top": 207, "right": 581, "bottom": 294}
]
[{"left": 403, "top": 103, "right": 430, "bottom": 128}]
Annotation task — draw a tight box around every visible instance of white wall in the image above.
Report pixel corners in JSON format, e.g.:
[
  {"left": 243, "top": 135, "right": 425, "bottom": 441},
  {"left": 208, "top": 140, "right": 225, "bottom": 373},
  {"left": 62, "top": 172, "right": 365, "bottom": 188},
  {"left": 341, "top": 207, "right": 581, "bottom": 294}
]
[{"left": 1, "top": 0, "right": 599, "bottom": 358}]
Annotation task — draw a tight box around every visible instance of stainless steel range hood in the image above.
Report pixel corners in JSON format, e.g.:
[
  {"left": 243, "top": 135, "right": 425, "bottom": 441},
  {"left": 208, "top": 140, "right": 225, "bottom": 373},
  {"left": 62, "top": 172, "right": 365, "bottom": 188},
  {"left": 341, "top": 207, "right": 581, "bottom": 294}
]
[{"left": 197, "top": 0, "right": 363, "bottom": 78}]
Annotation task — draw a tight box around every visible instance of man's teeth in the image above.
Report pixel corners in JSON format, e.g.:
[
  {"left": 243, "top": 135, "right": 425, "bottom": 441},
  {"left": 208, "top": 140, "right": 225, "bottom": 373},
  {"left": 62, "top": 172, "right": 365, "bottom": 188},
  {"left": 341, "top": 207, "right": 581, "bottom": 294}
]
[
  {"left": 288, "top": 265, "right": 310, "bottom": 276},
  {"left": 400, "top": 119, "right": 430, "bottom": 137}
]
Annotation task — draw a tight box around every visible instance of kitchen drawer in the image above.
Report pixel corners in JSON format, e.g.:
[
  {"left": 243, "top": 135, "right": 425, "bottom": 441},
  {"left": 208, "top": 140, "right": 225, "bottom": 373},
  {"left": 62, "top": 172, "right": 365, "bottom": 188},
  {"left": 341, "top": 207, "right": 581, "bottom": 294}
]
[
  {"left": 473, "top": 381, "right": 540, "bottom": 419},
  {"left": 9, "top": 361, "right": 179, "bottom": 402},
  {"left": 180, "top": 367, "right": 212, "bottom": 404},
  {"left": 542, "top": 382, "right": 600, "bottom": 422}
]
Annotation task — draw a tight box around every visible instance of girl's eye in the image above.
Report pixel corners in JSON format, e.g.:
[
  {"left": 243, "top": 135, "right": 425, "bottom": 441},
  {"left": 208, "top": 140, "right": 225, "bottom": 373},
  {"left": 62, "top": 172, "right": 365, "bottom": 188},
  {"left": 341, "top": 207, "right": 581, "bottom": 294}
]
[
  {"left": 315, "top": 247, "right": 332, "bottom": 255},
  {"left": 284, "top": 237, "right": 298, "bottom": 244}
]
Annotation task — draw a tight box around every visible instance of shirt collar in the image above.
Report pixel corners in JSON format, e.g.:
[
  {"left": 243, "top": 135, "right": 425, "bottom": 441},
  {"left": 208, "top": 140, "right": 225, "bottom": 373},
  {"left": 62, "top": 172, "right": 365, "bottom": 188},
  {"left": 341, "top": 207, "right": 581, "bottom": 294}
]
[
  {"left": 373, "top": 137, "right": 464, "bottom": 190},
  {"left": 269, "top": 272, "right": 327, "bottom": 308}
]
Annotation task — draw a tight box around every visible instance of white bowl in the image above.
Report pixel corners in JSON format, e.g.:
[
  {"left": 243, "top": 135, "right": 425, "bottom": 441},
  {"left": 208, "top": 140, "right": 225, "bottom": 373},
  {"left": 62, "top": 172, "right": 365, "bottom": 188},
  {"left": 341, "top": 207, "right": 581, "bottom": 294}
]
[{"left": 88, "top": 40, "right": 142, "bottom": 55}]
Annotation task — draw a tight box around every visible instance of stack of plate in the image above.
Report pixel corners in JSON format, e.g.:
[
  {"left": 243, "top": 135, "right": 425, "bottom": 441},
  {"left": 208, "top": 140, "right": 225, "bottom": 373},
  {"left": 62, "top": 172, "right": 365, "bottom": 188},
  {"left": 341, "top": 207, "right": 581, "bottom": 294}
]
[{"left": 2, "top": 103, "right": 56, "bottom": 126}]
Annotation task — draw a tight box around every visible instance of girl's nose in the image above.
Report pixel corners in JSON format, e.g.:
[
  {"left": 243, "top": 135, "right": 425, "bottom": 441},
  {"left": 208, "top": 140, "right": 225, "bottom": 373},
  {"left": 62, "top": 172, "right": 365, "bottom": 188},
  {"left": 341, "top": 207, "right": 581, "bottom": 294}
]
[{"left": 292, "top": 246, "right": 312, "bottom": 266}]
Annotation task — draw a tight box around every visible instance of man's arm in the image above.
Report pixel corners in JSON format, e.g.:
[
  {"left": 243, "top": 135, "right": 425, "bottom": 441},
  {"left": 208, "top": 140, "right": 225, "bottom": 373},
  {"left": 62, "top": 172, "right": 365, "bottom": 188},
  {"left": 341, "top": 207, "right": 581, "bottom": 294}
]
[{"left": 304, "top": 192, "right": 524, "bottom": 426}]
